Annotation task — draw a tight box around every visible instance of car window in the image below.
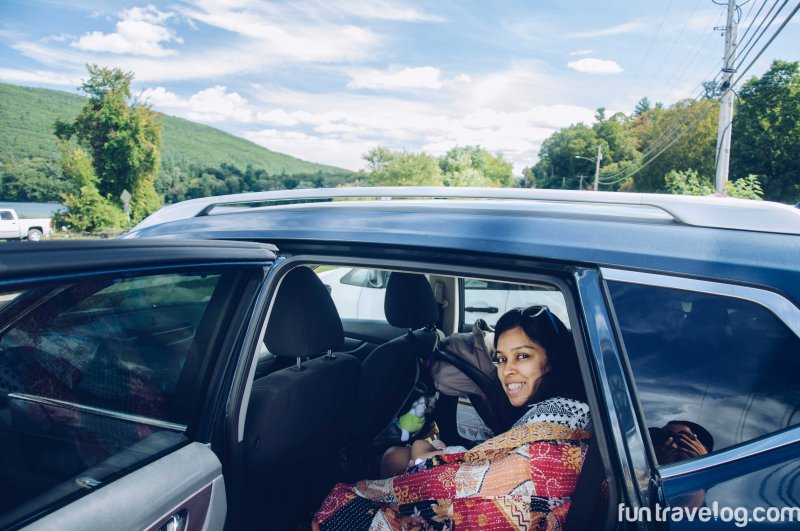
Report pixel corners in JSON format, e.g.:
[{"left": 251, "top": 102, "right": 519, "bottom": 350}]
[
  {"left": 315, "top": 267, "right": 393, "bottom": 322},
  {"left": 0, "top": 268, "right": 245, "bottom": 522},
  {"left": 607, "top": 281, "right": 800, "bottom": 462},
  {"left": 340, "top": 268, "right": 390, "bottom": 289},
  {"left": 462, "top": 278, "right": 569, "bottom": 329},
  {"left": 0, "top": 211, "right": 13, "bottom": 221}
]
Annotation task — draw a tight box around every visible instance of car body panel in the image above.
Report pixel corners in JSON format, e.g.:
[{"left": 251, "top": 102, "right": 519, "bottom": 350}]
[
  {"left": 0, "top": 240, "right": 274, "bottom": 530},
  {"left": 123, "top": 201, "right": 800, "bottom": 304}
]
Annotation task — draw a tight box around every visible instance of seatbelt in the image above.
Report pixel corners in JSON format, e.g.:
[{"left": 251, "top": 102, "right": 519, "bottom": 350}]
[{"left": 564, "top": 435, "right": 605, "bottom": 530}]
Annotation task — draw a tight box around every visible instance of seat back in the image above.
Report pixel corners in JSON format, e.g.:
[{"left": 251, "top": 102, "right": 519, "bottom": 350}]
[
  {"left": 242, "top": 266, "right": 360, "bottom": 530},
  {"left": 354, "top": 273, "right": 440, "bottom": 448}
]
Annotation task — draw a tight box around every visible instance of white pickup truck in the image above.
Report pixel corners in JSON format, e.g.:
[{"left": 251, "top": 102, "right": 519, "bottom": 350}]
[{"left": 0, "top": 208, "right": 52, "bottom": 241}]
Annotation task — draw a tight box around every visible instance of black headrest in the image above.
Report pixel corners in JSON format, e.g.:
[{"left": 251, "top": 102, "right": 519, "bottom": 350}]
[
  {"left": 384, "top": 272, "right": 439, "bottom": 329},
  {"left": 265, "top": 266, "right": 344, "bottom": 357}
]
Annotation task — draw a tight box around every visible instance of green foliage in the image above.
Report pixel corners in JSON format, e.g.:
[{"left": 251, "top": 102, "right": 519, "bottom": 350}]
[
  {"left": 630, "top": 99, "right": 718, "bottom": 192},
  {"left": 726, "top": 174, "right": 764, "bottom": 200},
  {"left": 664, "top": 169, "right": 715, "bottom": 195},
  {"left": 665, "top": 169, "right": 763, "bottom": 200},
  {"left": 52, "top": 142, "right": 126, "bottom": 231},
  {"left": 439, "top": 146, "right": 514, "bottom": 187},
  {"left": 633, "top": 97, "right": 651, "bottom": 117},
  {"left": 365, "top": 149, "right": 443, "bottom": 186},
  {"left": 1, "top": 158, "right": 72, "bottom": 201},
  {"left": 54, "top": 65, "right": 162, "bottom": 222},
  {"left": 360, "top": 146, "right": 514, "bottom": 188},
  {"left": 731, "top": 60, "right": 800, "bottom": 203},
  {"left": 0, "top": 82, "right": 348, "bottom": 203}
]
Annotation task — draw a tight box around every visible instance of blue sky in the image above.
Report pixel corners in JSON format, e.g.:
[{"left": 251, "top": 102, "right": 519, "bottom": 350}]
[{"left": 1, "top": 0, "right": 797, "bottom": 173}]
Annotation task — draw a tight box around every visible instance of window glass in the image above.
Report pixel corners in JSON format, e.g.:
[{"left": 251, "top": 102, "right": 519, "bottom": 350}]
[
  {"left": 315, "top": 267, "right": 392, "bottom": 321},
  {"left": 0, "top": 211, "right": 13, "bottom": 221},
  {"left": 607, "top": 281, "right": 800, "bottom": 462},
  {"left": 0, "top": 269, "right": 241, "bottom": 522},
  {"left": 462, "top": 278, "right": 569, "bottom": 328}
]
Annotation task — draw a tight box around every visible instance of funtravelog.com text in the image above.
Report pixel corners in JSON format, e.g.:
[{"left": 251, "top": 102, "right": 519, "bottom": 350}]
[{"left": 618, "top": 502, "right": 800, "bottom": 528}]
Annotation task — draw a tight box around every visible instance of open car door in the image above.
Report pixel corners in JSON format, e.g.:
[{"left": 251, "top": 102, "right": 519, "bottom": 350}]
[{"left": 0, "top": 240, "right": 274, "bottom": 531}]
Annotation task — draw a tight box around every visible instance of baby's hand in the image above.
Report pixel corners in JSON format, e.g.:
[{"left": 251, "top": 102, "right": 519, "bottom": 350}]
[{"left": 430, "top": 439, "right": 446, "bottom": 451}]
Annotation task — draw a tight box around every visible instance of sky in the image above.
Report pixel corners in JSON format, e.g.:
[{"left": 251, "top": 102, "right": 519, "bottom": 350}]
[{"left": 1, "top": 0, "right": 798, "bottom": 175}]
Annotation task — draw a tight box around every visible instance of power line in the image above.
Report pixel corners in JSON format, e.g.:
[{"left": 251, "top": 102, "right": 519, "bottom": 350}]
[
  {"left": 732, "top": 0, "right": 800, "bottom": 86},
  {"left": 658, "top": 9, "right": 725, "bottom": 101},
  {"left": 621, "top": 0, "right": 674, "bottom": 105},
  {"left": 736, "top": 0, "right": 768, "bottom": 46},
  {"left": 599, "top": 101, "right": 717, "bottom": 185},
  {"left": 733, "top": 0, "right": 785, "bottom": 67},
  {"left": 641, "top": 0, "right": 704, "bottom": 101}
]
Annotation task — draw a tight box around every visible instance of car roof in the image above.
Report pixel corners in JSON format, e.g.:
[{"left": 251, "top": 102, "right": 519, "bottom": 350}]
[
  {"left": 124, "top": 188, "right": 800, "bottom": 302},
  {"left": 131, "top": 187, "right": 800, "bottom": 235}
]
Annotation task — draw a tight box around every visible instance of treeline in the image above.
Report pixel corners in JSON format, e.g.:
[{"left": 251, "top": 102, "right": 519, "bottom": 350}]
[
  {"left": 155, "top": 160, "right": 354, "bottom": 203},
  {"left": 357, "top": 145, "right": 515, "bottom": 188},
  {"left": 527, "top": 60, "right": 800, "bottom": 203}
]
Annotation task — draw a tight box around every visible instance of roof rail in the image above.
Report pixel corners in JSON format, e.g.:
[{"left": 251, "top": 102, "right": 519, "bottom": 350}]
[{"left": 132, "top": 187, "right": 800, "bottom": 235}]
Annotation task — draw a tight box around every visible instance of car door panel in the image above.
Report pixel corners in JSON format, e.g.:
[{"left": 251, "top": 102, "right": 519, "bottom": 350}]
[
  {"left": 0, "top": 240, "right": 274, "bottom": 530},
  {"left": 659, "top": 443, "right": 800, "bottom": 529},
  {"left": 24, "top": 442, "right": 225, "bottom": 531}
]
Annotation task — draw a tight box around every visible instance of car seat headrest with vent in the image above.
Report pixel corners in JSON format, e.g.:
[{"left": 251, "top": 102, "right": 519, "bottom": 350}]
[
  {"left": 265, "top": 266, "right": 344, "bottom": 358},
  {"left": 384, "top": 272, "right": 439, "bottom": 329}
]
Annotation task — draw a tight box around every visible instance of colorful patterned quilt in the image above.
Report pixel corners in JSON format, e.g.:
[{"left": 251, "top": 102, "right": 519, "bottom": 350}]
[{"left": 313, "top": 421, "right": 591, "bottom": 530}]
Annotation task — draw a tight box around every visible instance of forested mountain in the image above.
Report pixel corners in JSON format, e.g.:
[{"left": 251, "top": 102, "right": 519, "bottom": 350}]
[{"left": 0, "top": 82, "right": 352, "bottom": 203}]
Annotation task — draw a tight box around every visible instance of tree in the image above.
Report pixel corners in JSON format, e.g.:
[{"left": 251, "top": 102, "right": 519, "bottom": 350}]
[
  {"left": 633, "top": 97, "right": 651, "bottom": 118},
  {"left": 365, "top": 149, "right": 443, "bottom": 186},
  {"left": 439, "top": 146, "right": 514, "bottom": 187},
  {"left": 731, "top": 60, "right": 800, "bottom": 203},
  {"left": 54, "top": 65, "right": 163, "bottom": 222},
  {"left": 630, "top": 99, "right": 718, "bottom": 192},
  {"left": 52, "top": 141, "right": 126, "bottom": 232},
  {"left": 665, "top": 168, "right": 763, "bottom": 200}
]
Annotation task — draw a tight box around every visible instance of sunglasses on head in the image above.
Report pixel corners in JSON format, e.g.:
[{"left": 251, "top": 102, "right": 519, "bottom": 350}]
[{"left": 518, "top": 305, "right": 561, "bottom": 336}]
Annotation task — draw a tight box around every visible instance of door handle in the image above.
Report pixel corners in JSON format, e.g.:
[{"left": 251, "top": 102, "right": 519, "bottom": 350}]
[
  {"left": 157, "top": 510, "right": 187, "bottom": 531},
  {"left": 465, "top": 306, "right": 498, "bottom": 313}
]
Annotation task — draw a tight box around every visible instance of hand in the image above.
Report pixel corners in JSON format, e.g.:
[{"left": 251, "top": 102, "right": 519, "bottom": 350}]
[
  {"left": 409, "top": 449, "right": 444, "bottom": 466},
  {"left": 674, "top": 432, "right": 708, "bottom": 459}
]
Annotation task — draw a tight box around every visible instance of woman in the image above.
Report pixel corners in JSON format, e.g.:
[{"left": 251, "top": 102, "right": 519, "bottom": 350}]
[{"left": 313, "top": 305, "right": 592, "bottom": 530}]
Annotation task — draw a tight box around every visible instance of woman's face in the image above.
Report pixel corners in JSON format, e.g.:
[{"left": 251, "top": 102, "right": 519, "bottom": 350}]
[{"left": 496, "top": 326, "right": 550, "bottom": 406}]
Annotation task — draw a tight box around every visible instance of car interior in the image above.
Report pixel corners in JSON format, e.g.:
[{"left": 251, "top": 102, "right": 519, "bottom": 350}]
[{"left": 239, "top": 260, "right": 611, "bottom": 529}]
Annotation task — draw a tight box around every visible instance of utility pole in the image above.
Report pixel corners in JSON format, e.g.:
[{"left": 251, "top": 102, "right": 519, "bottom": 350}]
[
  {"left": 714, "top": 0, "right": 739, "bottom": 193},
  {"left": 593, "top": 145, "right": 602, "bottom": 191},
  {"left": 579, "top": 175, "right": 585, "bottom": 190}
]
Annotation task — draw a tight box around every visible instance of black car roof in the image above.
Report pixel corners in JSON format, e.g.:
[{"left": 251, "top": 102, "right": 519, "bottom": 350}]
[{"left": 125, "top": 188, "right": 800, "bottom": 303}]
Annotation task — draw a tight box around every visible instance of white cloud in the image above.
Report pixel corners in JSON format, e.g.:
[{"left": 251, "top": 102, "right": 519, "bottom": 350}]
[
  {"left": 141, "top": 85, "right": 253, "bottom": 122},
  {"left": 0, "top": 68, "right": 81, "bottom": 86},
  {"left": 244, "top": 128, "right": 375, "bottom": 170},
  {"left": 177, "top": 2, "right": 380, "bottom": 62},
  {"left": 332, "top": 0, "right": 444, "bottom": 22},
  {"left": 566, "top": 21, "right": 643, "bottom": 38},
  {"left": 467, "top": 65, "right": 556, "bottom": 110},
  {"left": 71, "top": 6, "right": 181, "bottom": 57},
  {"left": 567, "top": 58, "right": 623, "bottom": 74},
  {"left": 348, "top": 66, "right": 449, "bottom": 90},
  {"left": 569, "top": 49, "right": 592, "bottom": 56}
]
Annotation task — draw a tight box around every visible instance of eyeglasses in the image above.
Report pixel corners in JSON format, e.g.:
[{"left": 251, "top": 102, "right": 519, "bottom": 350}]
[{"left": 519, "top": 305, "right": 561, "bottom": 336}]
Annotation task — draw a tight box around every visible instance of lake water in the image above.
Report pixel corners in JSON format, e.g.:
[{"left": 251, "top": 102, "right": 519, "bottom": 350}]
[{"left": 0, "top": 202, "right": 64, "bottom": 218}]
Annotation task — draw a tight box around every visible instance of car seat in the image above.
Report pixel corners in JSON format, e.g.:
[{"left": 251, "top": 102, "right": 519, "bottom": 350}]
[
  {"left": 348, "top": 272, "right": 442, "bottom": 475},
  {"left": 242, "top": 266, "right": 360, "bottom": 530}
]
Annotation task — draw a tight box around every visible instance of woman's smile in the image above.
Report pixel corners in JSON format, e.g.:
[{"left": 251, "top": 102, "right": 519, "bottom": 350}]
[{"left": 496, "top": 327, "right": 550, "bottom": 407}]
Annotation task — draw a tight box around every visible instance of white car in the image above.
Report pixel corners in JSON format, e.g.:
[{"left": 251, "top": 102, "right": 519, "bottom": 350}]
[{"left": 317, "top": 267, "right": 569, "bottom": 328}]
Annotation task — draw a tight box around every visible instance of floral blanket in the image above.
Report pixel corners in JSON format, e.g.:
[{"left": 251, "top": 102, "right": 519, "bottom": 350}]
[{"left": 313, "top": 421, "right": 591, "bottom": 530}]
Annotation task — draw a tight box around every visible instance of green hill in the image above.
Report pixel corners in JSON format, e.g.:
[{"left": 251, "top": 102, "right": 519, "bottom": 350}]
[{"left": 0, "top": 82, "right": 345, "bottom": 174}]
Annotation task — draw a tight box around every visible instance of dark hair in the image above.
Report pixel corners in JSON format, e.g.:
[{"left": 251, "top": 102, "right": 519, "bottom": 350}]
[{"left": 493, "top": 306, "right": 586, "bottom": 404}]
